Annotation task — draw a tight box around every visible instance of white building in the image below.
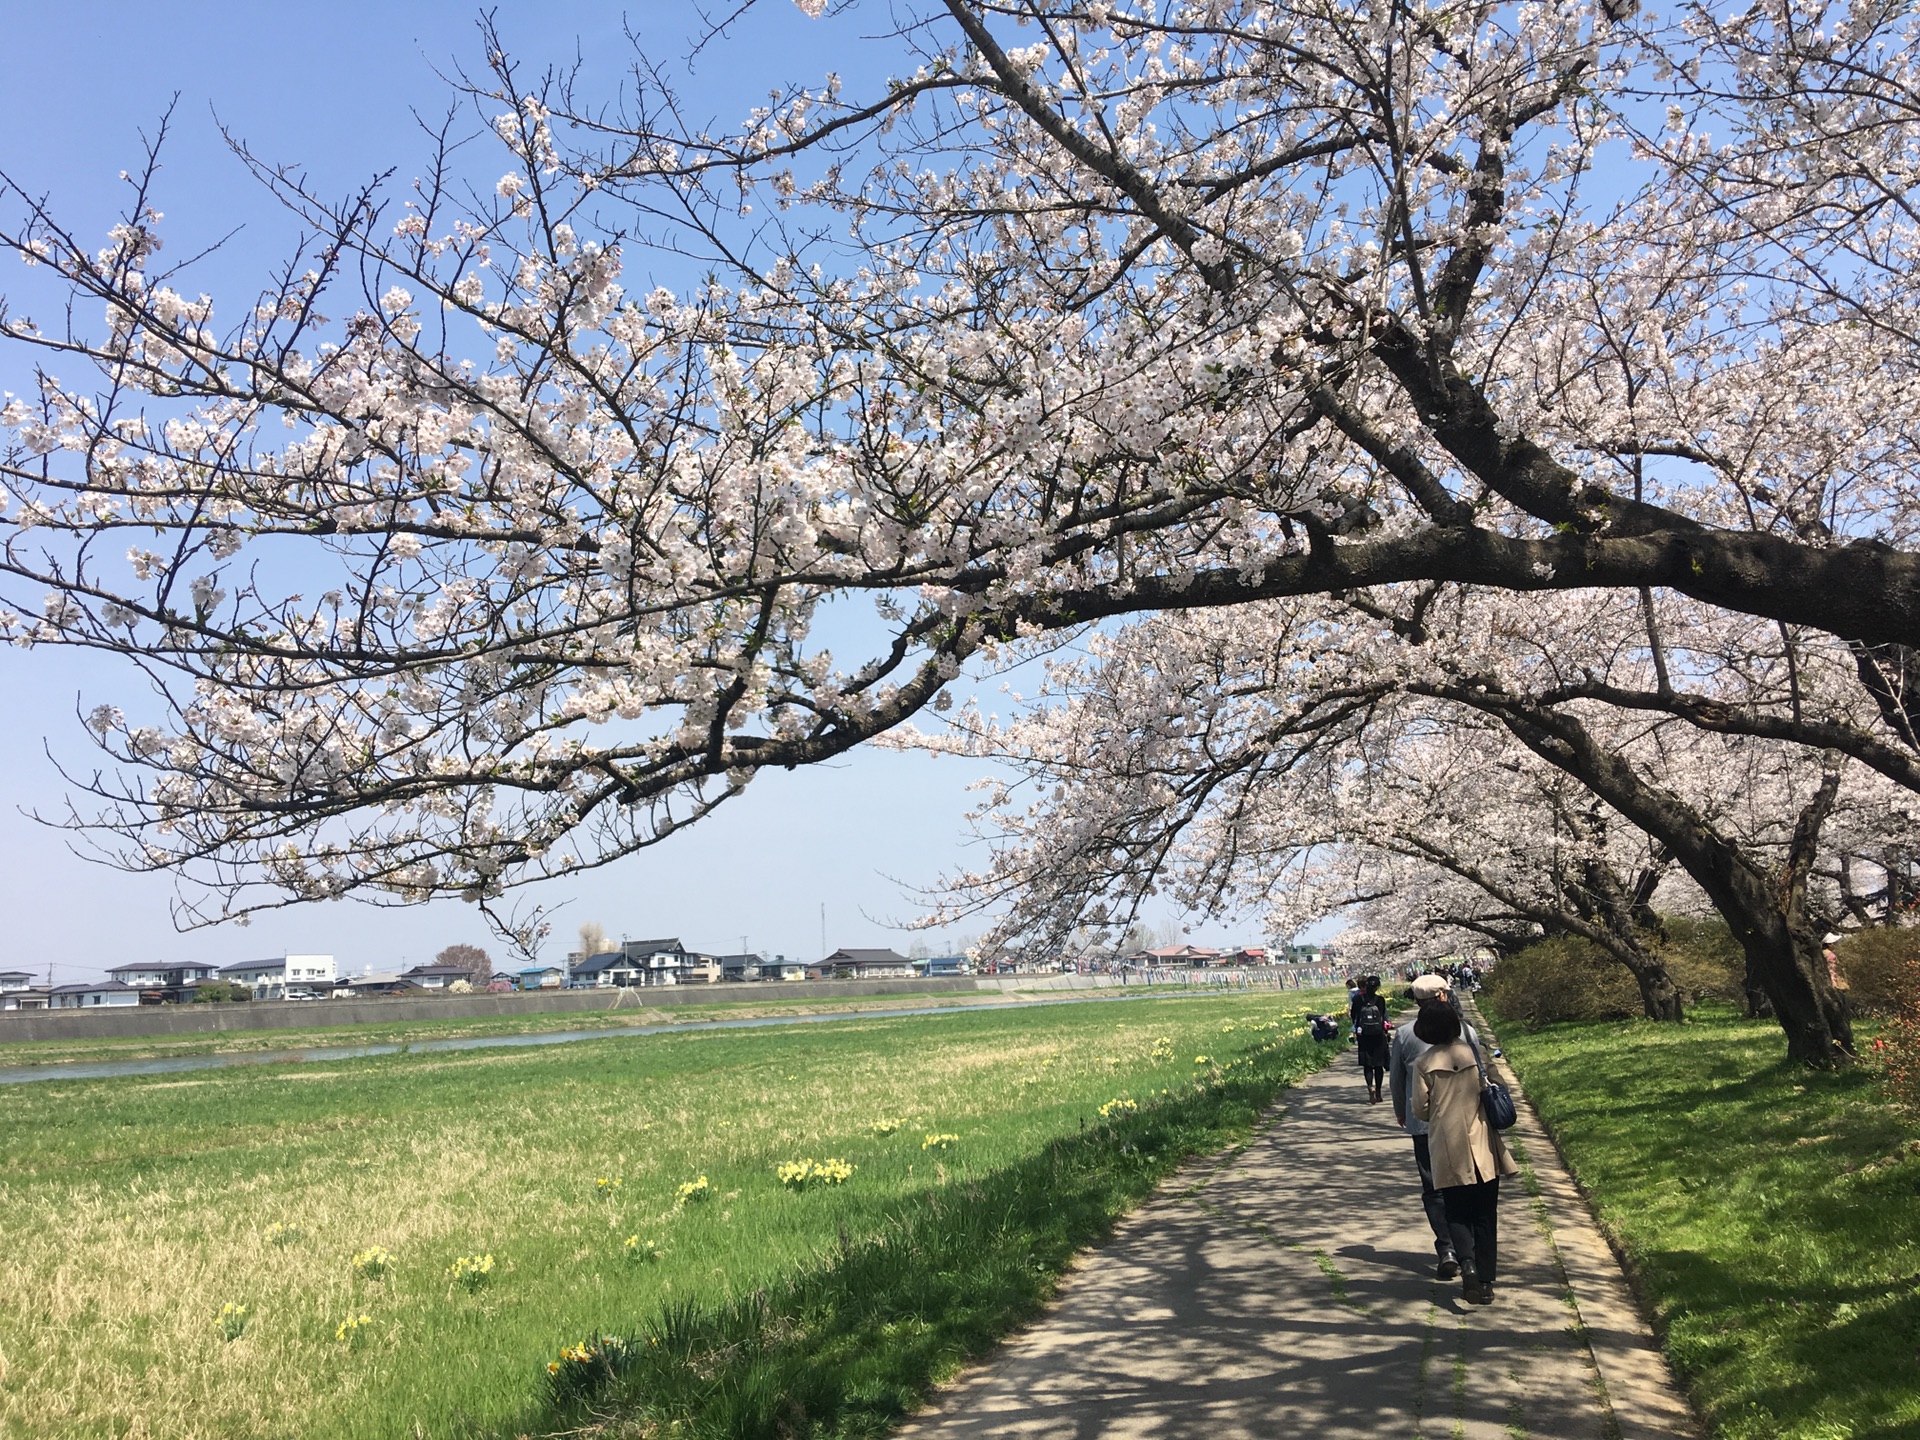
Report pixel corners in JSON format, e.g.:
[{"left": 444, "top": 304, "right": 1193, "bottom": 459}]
[
  {"left": 218, "top": 954, "right": 337, "bottom": 1000},
  {"left": 50, "top": 980, "right": 141, "bottom": 1009}
]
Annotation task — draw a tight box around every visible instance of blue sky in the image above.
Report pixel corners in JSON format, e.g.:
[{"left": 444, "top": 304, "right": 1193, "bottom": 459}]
[{"left": 0, "top": 1, "right": 1284, "bottom": 980}]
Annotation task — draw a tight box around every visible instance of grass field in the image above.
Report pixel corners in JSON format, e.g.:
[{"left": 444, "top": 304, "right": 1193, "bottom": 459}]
[
  {"left": 0, "top": 989, "right": 1029, "bottom": 1068},
  {"left": 1484, "top": 1001, "right": 1920, "bottom": 1440},
  {"left": 0, "top": 988, "right": 1337, "bottom": 1439}
]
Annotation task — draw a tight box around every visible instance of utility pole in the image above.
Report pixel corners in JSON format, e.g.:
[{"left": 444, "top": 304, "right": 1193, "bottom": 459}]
[{"left": 819, "top": 903, "right": 826, "bottom": 959}]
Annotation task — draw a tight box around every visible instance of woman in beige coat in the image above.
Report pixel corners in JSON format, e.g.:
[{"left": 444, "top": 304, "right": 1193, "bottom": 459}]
[{"left": 1410, "top": 999, "right": 1518, "bottom": 1304}]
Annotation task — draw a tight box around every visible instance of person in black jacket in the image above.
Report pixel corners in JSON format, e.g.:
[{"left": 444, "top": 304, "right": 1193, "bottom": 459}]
[{"left": 1349, "top": 974, "right": 1391, "bottom": 1104}]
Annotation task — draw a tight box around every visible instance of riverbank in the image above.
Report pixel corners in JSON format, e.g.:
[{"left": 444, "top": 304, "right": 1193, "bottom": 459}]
[{"left": 0, "top": 988, "right": 1338, "bottom": 1439}]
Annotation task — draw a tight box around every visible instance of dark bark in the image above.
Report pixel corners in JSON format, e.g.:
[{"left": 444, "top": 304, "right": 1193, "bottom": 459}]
[{"left": 1428, "top": 686, "right": 1857, "bottom": 1064}]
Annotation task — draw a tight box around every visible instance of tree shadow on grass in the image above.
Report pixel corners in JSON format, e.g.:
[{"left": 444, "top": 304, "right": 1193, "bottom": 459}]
[
  {"left": 496, "top": 1040, "right": 1335, "bottom": 1440},
  {"left": 1643, "top": 1246, "right": 1920, "bottom": 1438}
]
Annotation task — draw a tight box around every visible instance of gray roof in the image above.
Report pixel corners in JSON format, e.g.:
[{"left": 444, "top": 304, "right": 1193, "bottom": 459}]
[
  {"left": 0, "top": 970, "right": 35, "bottom": 982},
  {"left": 621, "top": 937, "right": 685, "bottom": 956},
  {"left": 219, "top": 958, "right": 286, "bottom": 975},
  {"left": 106, "top": 961, "right": 214, "bottom": 977},
  {"left": 402, "top": 964, "right": 474, "bottom": 977},
  {"left": 50, "top": 979, "right": 136, "bottom": 994},
  {"left": 826, "top": 948, "right": 911, "bottom": 965}
]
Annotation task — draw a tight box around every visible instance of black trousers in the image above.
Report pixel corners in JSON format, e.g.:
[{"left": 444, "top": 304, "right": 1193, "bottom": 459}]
[
  {"left": 1409, "top": 1135, "right": 1452, "bottom": 1256},
  {"left": 1440, "top": 1177, "right": 1501, "bottom": 1283}
]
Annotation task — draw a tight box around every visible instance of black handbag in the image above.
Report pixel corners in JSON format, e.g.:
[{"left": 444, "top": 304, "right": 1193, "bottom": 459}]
[{"left": 1465, "top": 1030, "right": 1518, "bottom": 1131}]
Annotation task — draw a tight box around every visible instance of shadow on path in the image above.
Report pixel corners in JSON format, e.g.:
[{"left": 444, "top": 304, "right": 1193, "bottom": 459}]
[{"left": 899, "top": 1051, "right": 1639, "bottom": 1439}]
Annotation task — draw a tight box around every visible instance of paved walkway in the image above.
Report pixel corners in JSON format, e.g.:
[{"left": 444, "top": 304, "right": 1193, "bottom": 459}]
[{"left": 899, "top": 1016, "right": 1697, "bottom": 1440}]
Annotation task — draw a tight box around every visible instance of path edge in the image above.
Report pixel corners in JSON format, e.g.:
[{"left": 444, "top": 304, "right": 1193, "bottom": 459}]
[{"left": 1463, "top": 998, "right": 1704, "bottom": 1440}]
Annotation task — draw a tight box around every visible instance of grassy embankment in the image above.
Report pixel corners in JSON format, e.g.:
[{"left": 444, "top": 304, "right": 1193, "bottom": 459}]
[
  {"left": 0, "top": 988, "right": 1338, "bottom": 1440},
  {"left": 1484, "top": 1000, "right": 1920, "bottom": 1440}
]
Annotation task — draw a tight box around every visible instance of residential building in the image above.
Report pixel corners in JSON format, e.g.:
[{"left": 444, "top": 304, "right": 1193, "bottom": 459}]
[
  {"left": 1127, "top": 944, "right": 1223, "bottom": 968},
  {"left": 50, "top": 980, "right": 140, "bottom": 1009},
  {"left": 400, "top": 963, "right": 477, "bottom": 991},
  {"left": 717, "top": 953, "right": 765, "bottom": 982},
  {"left": 2, "top": 983, "right": 50, "bottom": 1011},
  {"left": 820, "top": 947, "right": 915, "bottom": 979},
  {"left": 569, "top": 950, "right": 642, "bottom": 988},
  {"left": 219, "top": 954, "right": 337, "bottom": 1000},
  {"left": 913, "top": 954, "right": 973, "bottom": 977},
  {"left": 333, "top": 972, "right": 418, "bottom": 997},
  {"left": 104, "top": 960, "right": 220, "bottom": 1004},
  {"left": 0, "top": 970, "right": 36, "bottom": 993},
  {"left": 517, "top": 965, "right": 566, "bottom": 989},
  {"left": 619, "top": 938, "right": 716, "bottom": 986}
]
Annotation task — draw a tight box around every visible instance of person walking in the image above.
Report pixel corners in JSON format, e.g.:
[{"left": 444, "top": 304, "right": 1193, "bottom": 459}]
[
  {"left": 1349, "top": 974, "right": 1391, "bottom": 1104},
  {"left": 1410, "top": 997, "right": 1518, "bottom": 1305},
  {"left": 1389, "top": 973, "right": 1473, "bottom": 1279}
]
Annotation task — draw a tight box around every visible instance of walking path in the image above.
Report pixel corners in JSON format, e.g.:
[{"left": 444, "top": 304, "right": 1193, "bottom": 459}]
[{"left": 899, "top": 1012, "right": 1697, "bottom": 1439}]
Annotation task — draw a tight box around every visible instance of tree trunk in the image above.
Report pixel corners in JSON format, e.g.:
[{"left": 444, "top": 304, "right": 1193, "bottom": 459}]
[
  {"left": 1457, "top": 694, "right": 1858, "bottom": 1065},
  {"left": 1731, "top": 909, "right": 1851, "bottom": 1065},
  {"left": 1624, "top": 952, "right": 1686, "bottom": 1022}
]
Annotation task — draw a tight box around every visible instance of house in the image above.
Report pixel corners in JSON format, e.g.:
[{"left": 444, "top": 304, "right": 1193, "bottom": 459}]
[
  {"left": 219, "top": 954, "right": 337, "bottom": 1000},
  {"left": 763, "top": 955, "right": 806, "bottom": 982},
  {"left": 0, "top": 970, "right": 36, "bottom": 993},
  {"left": 717, "top": 953, "right": 765, "bottom": 982},
  {"left": 716, "top": 953, "right": 801, "bottom": 982},
  {"left": 2, "top": 982, "right": 50, "bottom": 1011},
  {"left": 820, "top": 947, "right": 915, "bottom": 980},
  {"left": 569, "top": 951, "right": 642, "bottom": 988},
  {"left": 619, "top": 938, "right": 721, "bottom": 986},
  {"left": 105, "top": 960, "right": 219, "bottom": 1004},
  {"left": 1127, "top": 944, "right": 1222, "bottom": 968},
  {"left": 333, "top": 972, "right": 418, "bottom": 997},
  {"left": 517, "top": 965, "right": 566, "bottom": 990},
  {"left": 400, "top": 963, "right": 477, "bottom": 991},
  {"left": 913, "top": 954, "right": 973, "bottom": 977},
  {"left": 1225, "top": 947, "right": 1272, "bottom": 967},
  {"left": 50, "top": 979, "right": 141, "bottom": 1009}
]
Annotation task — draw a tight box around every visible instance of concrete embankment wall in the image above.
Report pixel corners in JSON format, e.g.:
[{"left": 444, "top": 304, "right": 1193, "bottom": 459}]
[{"left": 0, "top": 977, "right": 989, "bottom": 1044}]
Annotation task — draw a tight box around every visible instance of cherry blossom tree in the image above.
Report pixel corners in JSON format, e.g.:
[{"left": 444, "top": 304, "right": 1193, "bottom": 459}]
[
  {"left": 0, "top": 1, "right": 1917, "bottom": 975},
  {"left": 904, "top": 584, "right": 1912, "bottom": 1062}
]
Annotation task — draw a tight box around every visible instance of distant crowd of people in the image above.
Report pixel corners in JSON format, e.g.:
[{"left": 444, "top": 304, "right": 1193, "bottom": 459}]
[{"left": 1311, "top": 969, "right": 1514, "bottom": 1306}]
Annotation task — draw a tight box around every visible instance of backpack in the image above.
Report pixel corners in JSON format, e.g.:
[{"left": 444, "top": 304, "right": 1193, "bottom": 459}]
[{"left": 1354, "top": 997, "right": 1388, "bottom": 1038}]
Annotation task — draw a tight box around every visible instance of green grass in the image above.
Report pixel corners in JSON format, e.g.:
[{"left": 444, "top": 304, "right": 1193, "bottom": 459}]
[
  {"left": 1483, "top": 1001, "right": 1920, "bottom": 1440},
  {"left": 0, "top": 988, "right": 1337, "bottom": 1439},
  {"left": 0, "top": 988, "right": 1026, "bottom": 1067}
]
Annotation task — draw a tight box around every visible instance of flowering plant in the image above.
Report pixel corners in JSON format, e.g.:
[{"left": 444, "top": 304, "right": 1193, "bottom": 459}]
[
  {"left": 868, "top": 1118, "right": 903, "bottom": 1136},
  {"left": 775, "top": 1157, "right": 855, "bottom": 1191},
  {"left": 447, "top": 1253, "right": 495, "bottom": 1291},
  {"left": 674, "top": 1175, "right": 711, "bottom": 1206},
  {"left": 595, "top": 1176, "right": 622, "bottom": 1194},
  {"left": 263, "top": 1222, "right": 301, "bottom": 1247},
  {"left": 921, "top": 1133, "right": 959, "bottom": 1151},
  {"left": 623, "top": 1235, "right": 663, "bottom": 1264},
  {"left": 350, "top": 1246, "right": 393, "bottom": 1280},
  {"left": 215, "top": 1302, "right": 249, "bottom": 1342},
  {"left": 544, "top": 1334, "right": 635, "bottom": 1406},
  {"left": 335, "top": 1313, "right": 374, "bottom": 1345},
  {"left": 1097, "top": 1097, "right": 1138, "bottom": 1120}
]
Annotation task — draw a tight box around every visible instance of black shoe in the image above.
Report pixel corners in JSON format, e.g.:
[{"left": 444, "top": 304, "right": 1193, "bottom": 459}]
[
  {"left": 1436, "top": 1255, "right": 1460, "bottom": 1280},
  {"left": 1458, "top": 1263, "right": 1481, "bottom": 1302},
  {"left": 1469, "top": 1284, "right": 1494, "bottom": 1306}
]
